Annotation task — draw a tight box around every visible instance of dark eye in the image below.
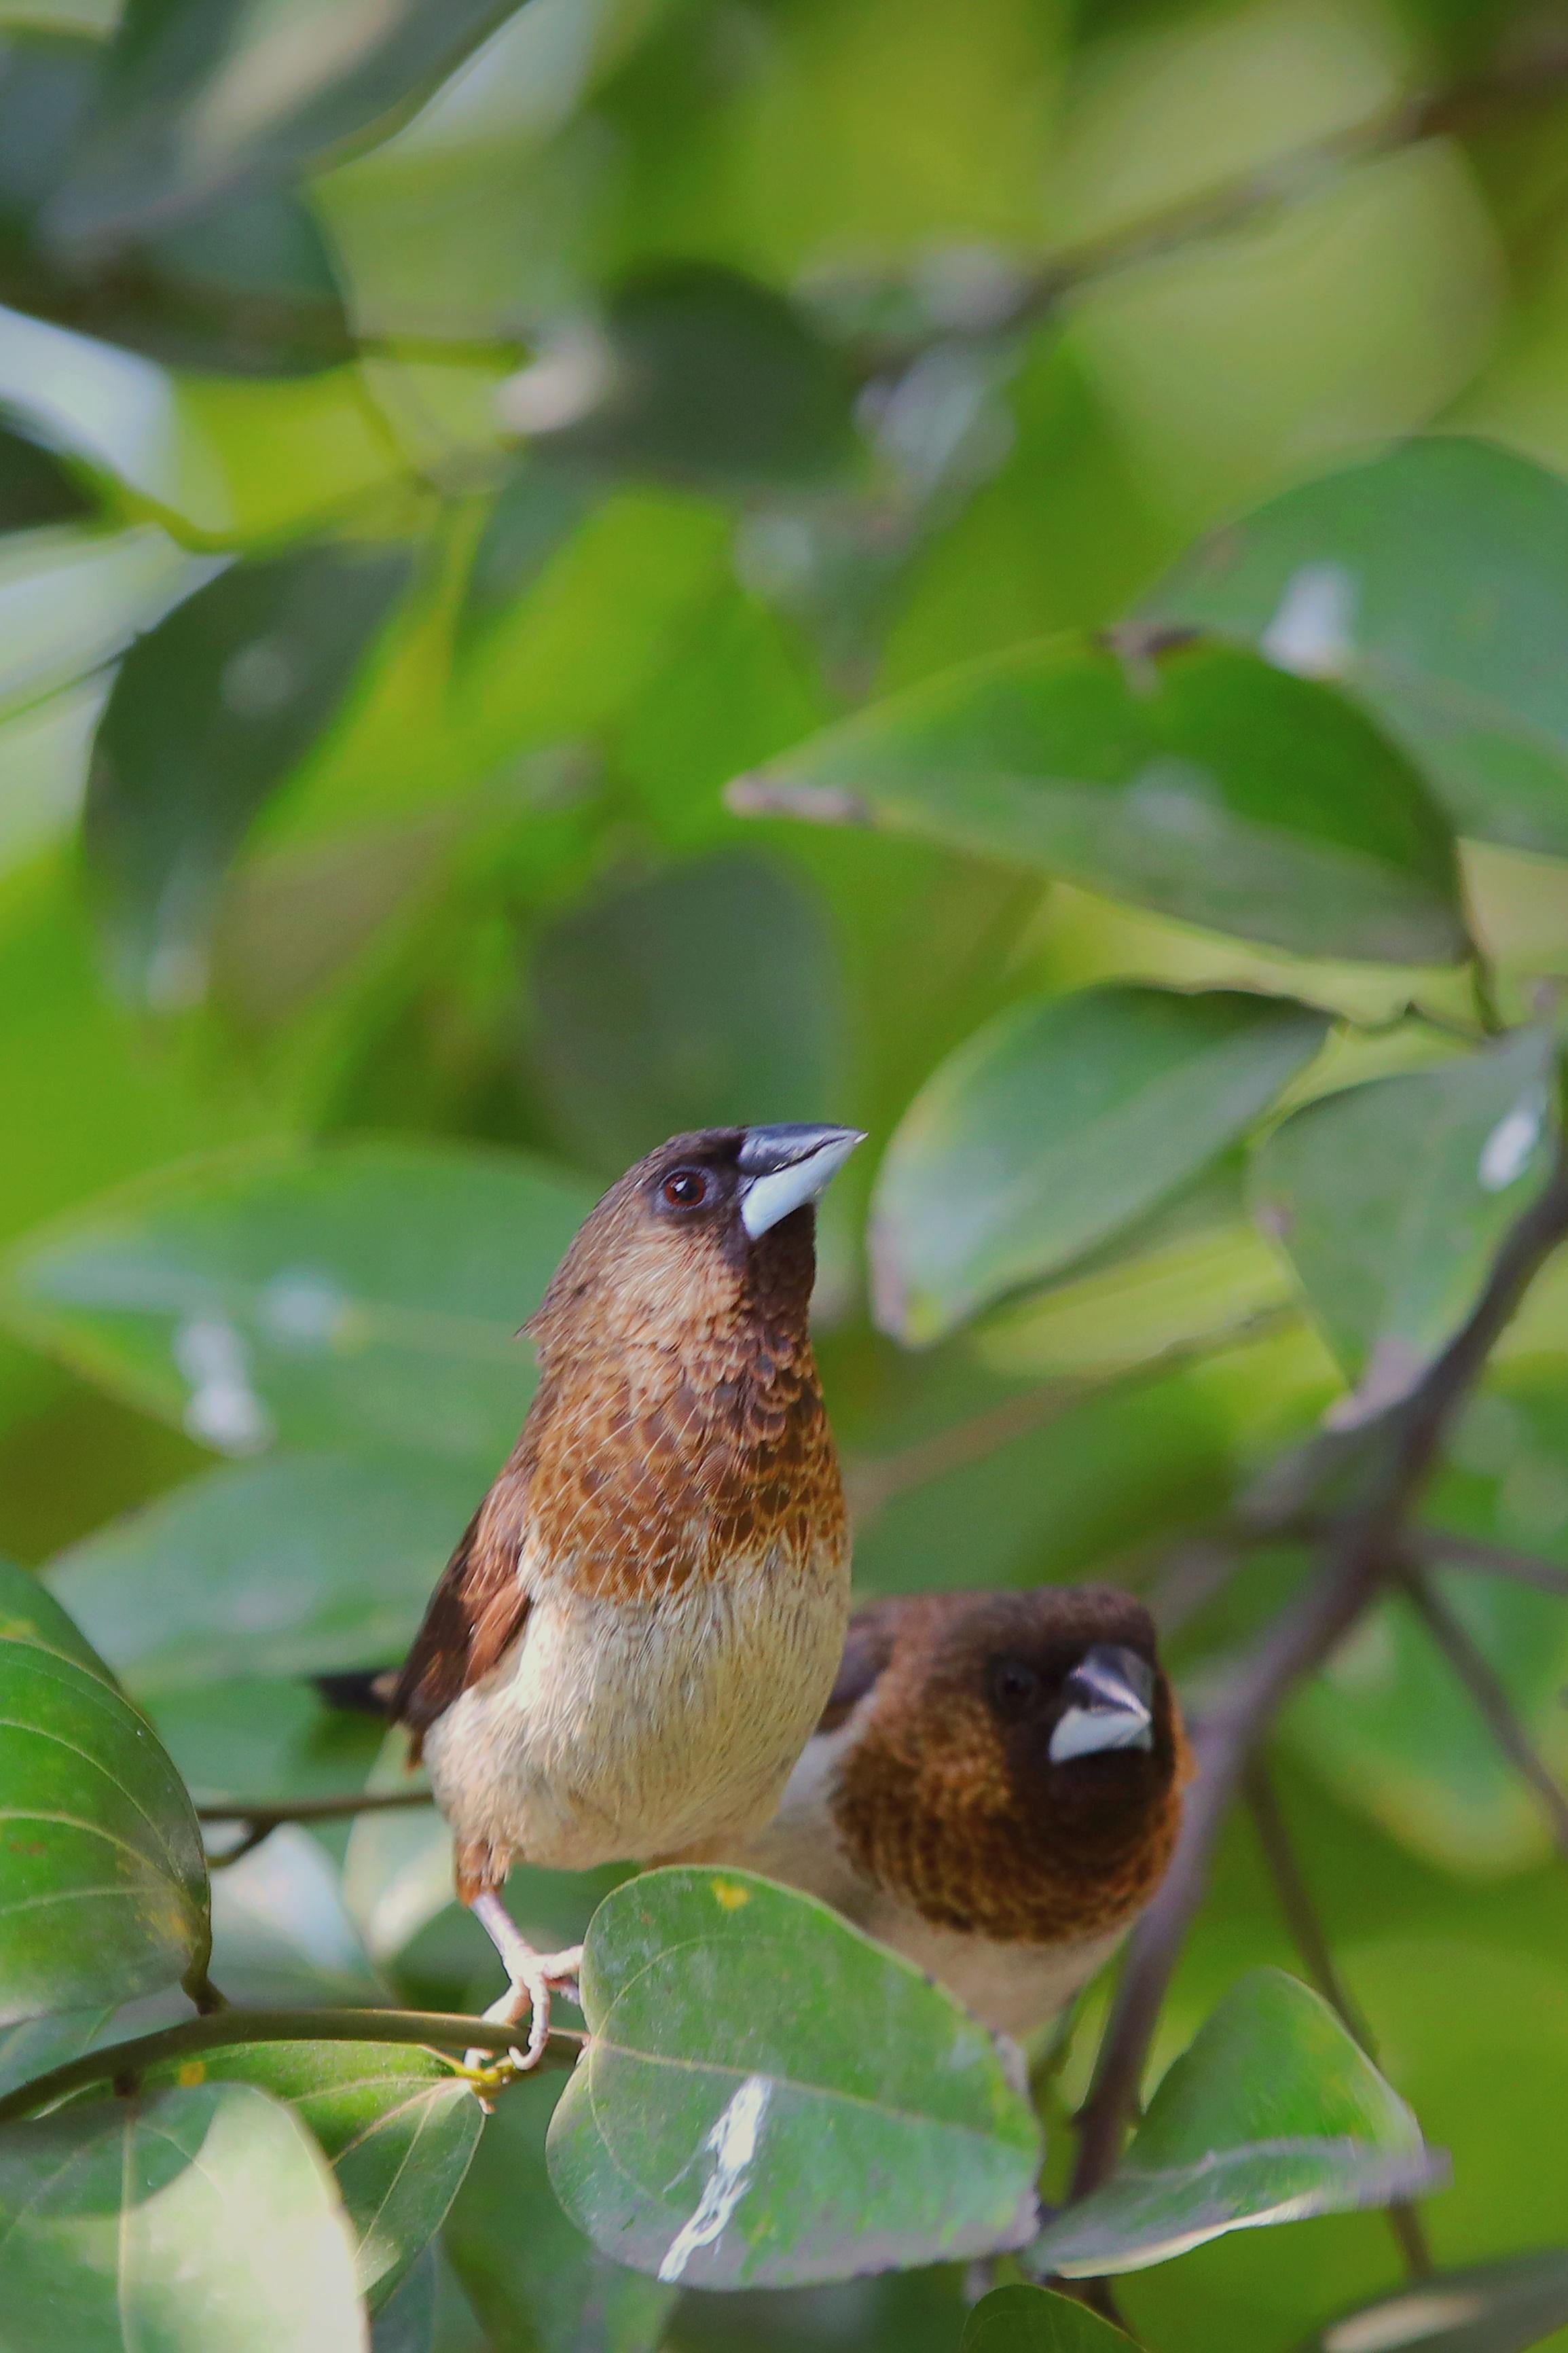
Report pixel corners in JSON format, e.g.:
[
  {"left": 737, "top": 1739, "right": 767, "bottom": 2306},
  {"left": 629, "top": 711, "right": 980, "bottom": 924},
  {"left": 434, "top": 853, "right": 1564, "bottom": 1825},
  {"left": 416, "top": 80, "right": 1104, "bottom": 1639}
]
[
  {"left": 661, "top": 1168, "right": 712, "bottom": 1210},
  {"left": 987, "top": 1657, "right": 1042, "bottom": 1718}
]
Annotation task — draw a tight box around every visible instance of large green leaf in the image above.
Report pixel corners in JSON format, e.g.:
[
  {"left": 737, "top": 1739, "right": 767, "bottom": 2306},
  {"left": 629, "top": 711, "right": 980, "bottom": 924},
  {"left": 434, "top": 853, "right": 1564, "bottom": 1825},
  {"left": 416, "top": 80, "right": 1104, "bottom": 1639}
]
[
  {"left": 84, "top": 543, "right": 413, "bottom": 1003},
  {"left": 963, "top": 2286, "right": 1135, "bottom": 2351},
  {"left": 1029, "top": 1971, "right": 1444, "bottom": 2279},
  {"left": 0, "top": 2079, "right": 365, "bottom": 2348},
  {"left": 531, "top": 852, "right": 842, "bottom": 1176},
  {"left": 0, "top": 2005, "right": 111, "bottom": 2100},
  {"left": 871, "top": 984, "right": 1328, "bottom": 1342},
  {"left": 0, "top": 1556, "right": 208, "bottom": 2024},
  {"left": 1148, "top": 437, "right": 1568, "bottom": 857},
  {"left": 0, "top": 1141, "right": 595, "bottom": 1464},
  {"left": 731, "top": 636, "right": 1467, "bottom": 965},
  {"left": 1299, "top": 2250, "right": 1568, "bottom": 2352},
  {"left": 1252, "top": 1030, "right": 1558, "bottom": 1406},
  {"left": 547, "top": 1867, "right": 1042, "bottom": 2288},
  {"left": 48, "top": 1450, "right": 484, "bottom": 1693}
]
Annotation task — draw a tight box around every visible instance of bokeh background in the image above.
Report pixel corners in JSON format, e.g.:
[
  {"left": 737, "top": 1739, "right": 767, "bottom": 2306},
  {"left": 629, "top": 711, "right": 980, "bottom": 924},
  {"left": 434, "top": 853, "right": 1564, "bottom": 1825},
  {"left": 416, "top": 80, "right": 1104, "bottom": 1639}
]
[{"left": 7, "top": 0, "right": 1568, "bottom": 2344}]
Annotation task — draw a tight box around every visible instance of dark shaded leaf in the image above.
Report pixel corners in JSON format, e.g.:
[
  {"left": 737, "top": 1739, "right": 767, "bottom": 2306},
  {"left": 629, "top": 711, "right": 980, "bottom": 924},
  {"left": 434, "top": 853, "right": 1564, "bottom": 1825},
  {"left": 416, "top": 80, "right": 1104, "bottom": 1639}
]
[
  {"left": 1298, "top": 2249, "right": 1568, "bottom": 2352},
  {"left": 731, "top": 635, "right": 1468, "bottom": 965},
  {"left": 84, "top": 542, "right": 413, "bottom": 1002},
  {"left": 0, "top": 2079, "right": 364, "bottom": 2345},
  {"left": 0, "top": 419, "right": 94, "bottom": 531},
  {"left": 963, "top": 2285, "right": 1135, "bottom": 2350},
  {"left": 1029, "top": 1971, "right": 1445, "bottom": 2278},
  {"left": 547, "top": 1867, "right": 1042, "bottom": 2290},
  {"left": 458, "top": 461, "right": 598, "bottom": 647},
  {"left": 1148, "top": 437, "right": 1568, "bottom": 857},
  {"left": 871, "top": 985, "right": 1328, "bottom": 1342},
  {"left": 532, "top": 852, "right": 843, "bottom": 1176},
  {"left": 0, "top": 1556, "right": 209, "bottom": 2024}
]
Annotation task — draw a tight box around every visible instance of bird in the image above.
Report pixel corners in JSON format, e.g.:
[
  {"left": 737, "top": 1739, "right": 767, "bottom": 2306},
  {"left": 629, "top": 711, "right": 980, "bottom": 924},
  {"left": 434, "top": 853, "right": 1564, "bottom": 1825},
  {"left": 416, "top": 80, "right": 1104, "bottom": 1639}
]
[
  {"left": 385, "top": 1122, "right": 863, "bottom": 2068},
  {"left": 728, "top": 1584, "right": 1186, "bottom": 2042}
]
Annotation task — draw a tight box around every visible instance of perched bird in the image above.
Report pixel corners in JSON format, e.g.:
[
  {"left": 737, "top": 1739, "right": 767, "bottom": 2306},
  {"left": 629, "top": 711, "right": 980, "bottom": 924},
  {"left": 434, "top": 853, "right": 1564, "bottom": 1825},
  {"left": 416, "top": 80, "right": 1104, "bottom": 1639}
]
[
  {"left": 731, "top": 1585, "right": 1186, "bottom": 2041},
  {"left": 388, "top": 1123, "right": 862, "bottom": 2063}
]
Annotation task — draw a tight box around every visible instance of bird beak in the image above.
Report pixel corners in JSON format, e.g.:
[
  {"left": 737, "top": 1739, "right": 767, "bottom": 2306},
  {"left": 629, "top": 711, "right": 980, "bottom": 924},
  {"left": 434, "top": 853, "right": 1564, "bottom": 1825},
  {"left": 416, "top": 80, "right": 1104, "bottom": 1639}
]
[
  {"left": 1049, "top": 1644, "right": 1156, "bottom": 1764},
  {"left": 738, "top": 1124, "right": 866, "bottom": 1239}
]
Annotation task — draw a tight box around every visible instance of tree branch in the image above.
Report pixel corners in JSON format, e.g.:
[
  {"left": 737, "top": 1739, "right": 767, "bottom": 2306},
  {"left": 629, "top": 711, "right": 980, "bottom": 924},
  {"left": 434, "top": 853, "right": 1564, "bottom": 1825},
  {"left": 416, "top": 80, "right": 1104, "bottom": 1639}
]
[
  {"left": 1408, "top": 1527, "right": 1568, "bottom": 1600},
  {"left": 0, "top": 2007, "right": 582, "bottom": 2127},
  {"left": 196, "top": 1788, "right": 436, "bottom": 1867},
  {"left": 1401, "top": 1570, "right": 1568, "bottom": 1860}
]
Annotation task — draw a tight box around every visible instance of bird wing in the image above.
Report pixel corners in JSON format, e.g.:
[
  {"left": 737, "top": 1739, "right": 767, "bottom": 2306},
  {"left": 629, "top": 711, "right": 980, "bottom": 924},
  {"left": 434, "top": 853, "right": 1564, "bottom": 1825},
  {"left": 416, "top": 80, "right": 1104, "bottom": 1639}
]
[
  {"left": 389, "top": 1494, "right": 531, "bottom": 1755},
  {"left": 816, "top": 1597, "right": 900, "bottom": 1731}
]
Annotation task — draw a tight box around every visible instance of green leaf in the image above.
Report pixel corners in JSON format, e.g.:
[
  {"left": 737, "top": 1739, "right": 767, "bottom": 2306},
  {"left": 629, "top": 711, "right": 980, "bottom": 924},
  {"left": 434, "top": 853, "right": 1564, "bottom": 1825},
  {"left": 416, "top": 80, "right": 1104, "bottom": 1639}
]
[
  {"left": 1148, "top": 437, "right": 1568, "bottom": 858},
  {"left": 511, "top": 264, "right": 858, "bottom": 490},
  {"left": 84, "top": 542, "right": 413, "bottom": 1003},
  {"left": 547, "top": 1866, "right": 1042, "bottom": 2289},
  {"left": 731, "top": 635, "right": 1467, "bottom": 965},
  {"left": 532, "top": 852, "right": 843, "bottom": 1176},
  {"left": 0, "top": 1556, "right": 208, "bottom": 2024},
  {"left": 1251, "top": 1029, "right": 1558, "bottom": 1405},
  {"left": 206, "top": 1826, "right": 385, "bottom": 2009},
  {"left": 48, "top": 1450, "right": 486, "bottom": 1693},
  {"left": 0, "top": 1140, "right": 595, "bottom": 1464},
  {"left": 1298, "top": 2249, "right": 1568, "bottom": 2352},
  {"left": 1029, "top": 1971, "right": 1445, "bottom": 2278},
  {"left": 0, "top": 421, "right": 93, "bottom": 532},
  {"left": 47, "top": 0, "right": 533, "bottom": 252},
  {"left": 963, "top": 2284, "right": 1135, "bottom": 2351},
  {"left": 0, "top": 2005, "right": 112, "bottom": 2099},
  {"left": 871, "top": 984, "right": 1328, "bottom": 1343},
  {"left": 0, "top": 2079, "right": 365, "bottom": 2347}
]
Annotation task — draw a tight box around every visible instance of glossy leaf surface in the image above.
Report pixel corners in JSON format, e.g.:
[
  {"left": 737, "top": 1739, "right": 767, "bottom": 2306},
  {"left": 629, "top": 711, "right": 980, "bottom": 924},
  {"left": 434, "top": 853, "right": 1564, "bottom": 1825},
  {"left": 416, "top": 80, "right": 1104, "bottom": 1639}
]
[
  {"left": 1298, "top": 2249, "right": 1568, "bottom": 2352},
  {"left": 733, "top": 636, "right": 1467, "bottom": 964},
  {"left": 1030, "top": 1971, "right": 1444, "bottom": 2278},
  {"left": 0, "top": 1556, "right": 208, "bottom": 2024},
  {"left": 547, "top": 1867, "right": 1042, "bottom": 2288},
  {"left": 964, "top": 2286, "right": 1135, "bottom": 2350},
  {"left": 873, "top": 984, "right": 1328, "bottom": 1342},
  {"left": 0, "top": 2079, "right": 365, "bottom": 2348}
]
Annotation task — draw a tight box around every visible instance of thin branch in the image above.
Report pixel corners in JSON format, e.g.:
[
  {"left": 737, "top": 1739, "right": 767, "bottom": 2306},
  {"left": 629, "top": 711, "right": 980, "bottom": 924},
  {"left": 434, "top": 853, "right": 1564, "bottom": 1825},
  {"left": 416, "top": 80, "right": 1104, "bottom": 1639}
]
[
  {"left": 1402, "top": 1570, "right": 1568, "bottom": 1861},
  {"left": 1409, "top": 1527, "right": 1568, "bottom": 1600},
  {"left": 0, "top": 2007, "right": 581, "bottom": 2127},
  {"left": 196, "top": 1790, "right": 434, "bottom": 1829}
]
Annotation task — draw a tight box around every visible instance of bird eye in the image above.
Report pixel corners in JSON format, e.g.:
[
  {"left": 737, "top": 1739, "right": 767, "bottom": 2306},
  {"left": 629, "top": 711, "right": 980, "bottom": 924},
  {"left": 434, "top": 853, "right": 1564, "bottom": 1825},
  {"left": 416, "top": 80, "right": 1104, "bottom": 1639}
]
[
  {"left": 987, "top": 1657, "right": 1042, "bottom": 1717},
  {"left": 661, "top": 1168, "right": 712, "bottom": 1210}
]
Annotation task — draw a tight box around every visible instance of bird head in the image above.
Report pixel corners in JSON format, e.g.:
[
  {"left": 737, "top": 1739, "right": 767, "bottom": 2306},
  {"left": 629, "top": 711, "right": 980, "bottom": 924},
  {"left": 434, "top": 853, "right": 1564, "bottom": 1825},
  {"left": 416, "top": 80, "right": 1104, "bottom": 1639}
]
[
  {"left": 828, "top": 1585, "right": 1185, "bottom": 1945},
  {"left": 526, "top": 1123, "right": 864, "bottom": 1359}
]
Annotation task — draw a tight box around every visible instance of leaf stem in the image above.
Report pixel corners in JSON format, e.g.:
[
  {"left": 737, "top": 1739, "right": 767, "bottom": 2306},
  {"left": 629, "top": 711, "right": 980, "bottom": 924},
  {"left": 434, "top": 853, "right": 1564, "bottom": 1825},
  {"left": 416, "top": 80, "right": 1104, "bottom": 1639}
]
[{"left": 0, "top": 2007, "right": 582, "bottom": 2127}]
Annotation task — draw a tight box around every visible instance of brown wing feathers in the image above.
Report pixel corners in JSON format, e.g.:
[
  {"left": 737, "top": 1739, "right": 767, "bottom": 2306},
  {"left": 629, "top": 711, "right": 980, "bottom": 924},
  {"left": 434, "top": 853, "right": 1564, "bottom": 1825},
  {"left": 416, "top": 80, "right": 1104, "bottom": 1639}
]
[{"left": 390, "top": 1494, "right": 530, "bottom": 1755}]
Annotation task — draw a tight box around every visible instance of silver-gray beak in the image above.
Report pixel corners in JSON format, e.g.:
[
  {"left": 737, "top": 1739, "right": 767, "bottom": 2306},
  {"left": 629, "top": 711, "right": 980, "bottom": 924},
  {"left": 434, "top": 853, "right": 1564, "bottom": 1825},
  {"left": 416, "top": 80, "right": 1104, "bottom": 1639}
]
[
  {"left": 1049, "top": 1642, "right": 1156, "bottom": 1765},
  {"left": 738, "top": 1124, "right": 866, "bottom": 1240}
]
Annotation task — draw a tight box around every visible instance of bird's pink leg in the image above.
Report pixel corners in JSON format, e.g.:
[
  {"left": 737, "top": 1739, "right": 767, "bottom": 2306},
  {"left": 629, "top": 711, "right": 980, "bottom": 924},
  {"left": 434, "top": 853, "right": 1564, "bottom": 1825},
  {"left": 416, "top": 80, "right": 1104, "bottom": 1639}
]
[{"left": 467, "top": 1887, "right": 583, "bottom": 2073}]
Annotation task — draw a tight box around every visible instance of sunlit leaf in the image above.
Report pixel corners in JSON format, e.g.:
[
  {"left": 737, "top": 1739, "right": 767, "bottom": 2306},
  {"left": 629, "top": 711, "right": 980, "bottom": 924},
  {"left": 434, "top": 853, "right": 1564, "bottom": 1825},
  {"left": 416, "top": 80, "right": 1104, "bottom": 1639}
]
[
  {"left": 0, "top": 1556, "right": 209, "bottom": 2024},
  {"left": 1251, "top": 1029, "right": 1558, "bottom": 1408},
  {"left": 872, "top": 984, "right": 1328, "bottom": 1342},
  {"left": 1299, "top": 2248, "right": 1568, "bottom": 2352},
  {"left": 547, "top": 1867, "right": 1042, "bottom": 2289},
  {"left": 1029, "top": 1971, "right": 1444, "bottom": 2278},
  {"left": 0, "top": 2079, "right": 366, "bottom": 2348},
  {"left": 731, "top": 636, "right": 1467, "bottom": 965},
  {"left": 1149, "top": 437, "right": 1568, "bottom": 857},
  {"left": 84, "top": 542, "right": 414, "bottom": 1003},
  {"left": 963, "top": 2284, "right": 1135, "bottom": 2350},
  {"left": 1, "top": 1140, "right": 595, "bottom": 1463}
]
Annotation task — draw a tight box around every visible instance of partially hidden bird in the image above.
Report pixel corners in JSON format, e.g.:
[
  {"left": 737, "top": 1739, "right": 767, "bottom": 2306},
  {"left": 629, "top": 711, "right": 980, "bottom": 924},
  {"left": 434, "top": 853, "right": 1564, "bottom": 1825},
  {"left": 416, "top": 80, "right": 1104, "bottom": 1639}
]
[
  {"left": 729, "top": 1584, "right": 1186, "bottom": 2041},
  {"left": 386, "top": 1123, "right": 863, "bottom": 2065}
]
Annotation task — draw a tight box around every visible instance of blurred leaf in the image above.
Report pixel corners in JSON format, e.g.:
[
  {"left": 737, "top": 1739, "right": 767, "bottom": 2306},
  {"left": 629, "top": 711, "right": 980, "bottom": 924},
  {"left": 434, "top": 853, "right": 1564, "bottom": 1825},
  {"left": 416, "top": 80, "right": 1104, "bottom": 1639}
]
[
  {"left": 0, "top": 2003, "right": 111, "bottom": 2098},
  {"left": 149, "top": 1676, "right": 384, "bottom": 1809},
  {"left": 547, "top": 1867, "right": 1041, "bottom": 2289},
  {"left": 206, "top": 1825, "right": 385, "bottom": 2009},
  {"left": 0, "top": 2078, "right": 365, "bottom": 2346},
  {"left": 1252, "top": 1029, "right": 1558, "bottom": 1409},
  {"left": 447, "top": 2064, "right": 677, "bottom": 2353},
  {"left": 345, "top": 1797, "right": 452, "bottom": 1974},
  {"left": 963, "top": 2285, "right": 1135, "bottom": 2350},
  {"left": 0, "top": 1554, "right": 208, "bottom": 2024},
  {"left": 0, "top": 524, "right": 209, "bottom": 722},
  {"left": 84, "top": 542, "right": 414, "bottom": 1003},
  {"left": 47, "top": 0, "right": 534, "bottom": 252},
  {"left": 1029, "top": 1971, "right": 1444, "bottom": 2279},
  {"left": 733, "top": 636, "right": 1468, "bottom": 965},
  {"left": 532, "top": 852, "right": 842, "bottom": 1174},
  {"left": 0, "top": 419, "right": 92, "bottom": 532},
  {"left": 459, "top": 460, "right": 597, "bottom": 646},
  {"left": 49, "top": 1450, "right": 484, "bottom": 1693},
  {"left": 871, "top": 984, "right": 1328, "bottom": 1343},
  {"left": 151, "top": 2039, "right": 481, "bottom": 2314},
  {"left": 1149, "top": 437, "right": 1568, "bottom": 859},
  {"left": 510, "top": 264, "right": 858, "bottom": 490},
  {"left": 1, "top": 1140, "right": 595, "bottom": 1463},
  {"left": 373, "top": 2251, "right": 437, "bottom": 2353},
  {"left": 1299, "top": 2250, "right": 1568, "bottom": 2352}
]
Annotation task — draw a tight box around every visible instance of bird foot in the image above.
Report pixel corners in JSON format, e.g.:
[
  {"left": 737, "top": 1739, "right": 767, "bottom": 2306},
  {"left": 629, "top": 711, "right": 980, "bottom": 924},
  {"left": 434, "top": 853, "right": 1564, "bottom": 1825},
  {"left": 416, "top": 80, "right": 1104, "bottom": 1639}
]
[{"left": 463, "top": 1943, "right": 584, "bottom": 2082}]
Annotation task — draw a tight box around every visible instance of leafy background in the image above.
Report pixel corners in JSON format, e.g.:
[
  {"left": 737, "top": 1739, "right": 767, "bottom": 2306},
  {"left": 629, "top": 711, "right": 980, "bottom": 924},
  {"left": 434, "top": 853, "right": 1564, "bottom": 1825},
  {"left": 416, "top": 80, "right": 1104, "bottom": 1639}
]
[{"left": 7, "top": 0, "right": 1568, "bottom": 2345}]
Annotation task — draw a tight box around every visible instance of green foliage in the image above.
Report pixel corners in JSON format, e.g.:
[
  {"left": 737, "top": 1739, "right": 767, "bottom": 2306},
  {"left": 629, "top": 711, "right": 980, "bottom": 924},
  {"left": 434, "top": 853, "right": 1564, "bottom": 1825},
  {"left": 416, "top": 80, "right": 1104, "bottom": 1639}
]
[
  {"left": 963, "top": 2286, "right": 1135, "bottom": 2351},
  {"left": 1300, "top": 2250, "right": 1568, "bottom": 2353}
]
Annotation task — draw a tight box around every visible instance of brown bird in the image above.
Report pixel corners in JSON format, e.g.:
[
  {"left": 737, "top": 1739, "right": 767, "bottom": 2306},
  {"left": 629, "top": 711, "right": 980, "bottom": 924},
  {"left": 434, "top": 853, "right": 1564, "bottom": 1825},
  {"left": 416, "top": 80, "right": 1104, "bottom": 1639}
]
[
  {"left": 388, "top": 1123, "right": 862, "bottom": 2064},
  {"left": 731, "top": 1585, "right": 1186, "bottom": 2041}
]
